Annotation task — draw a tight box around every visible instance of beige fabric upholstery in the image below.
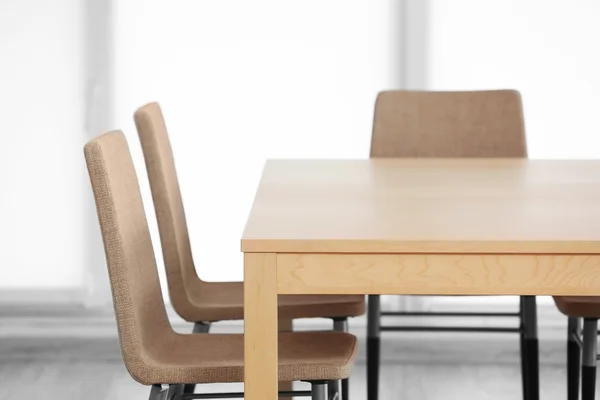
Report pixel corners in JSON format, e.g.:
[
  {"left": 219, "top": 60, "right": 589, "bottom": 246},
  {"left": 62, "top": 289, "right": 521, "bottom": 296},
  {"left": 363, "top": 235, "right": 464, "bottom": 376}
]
[
  {"left": 84, "top": 131, "right": 358, "bottom": 385},
  {"left": 371, "top": 90, "right": 527, "bottom": 158},
  {"left": 554, "top": 297, "right": 600, "bottom": 318},
  {"left": 134, "top": 102, "right": 365, "bottom": 322}
]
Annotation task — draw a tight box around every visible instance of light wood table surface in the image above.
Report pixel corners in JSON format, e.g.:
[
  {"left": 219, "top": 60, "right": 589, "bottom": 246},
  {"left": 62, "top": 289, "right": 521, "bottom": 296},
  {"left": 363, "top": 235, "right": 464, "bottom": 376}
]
[{"left": 242, "top": 159, "right": 600, "bottom": 400}]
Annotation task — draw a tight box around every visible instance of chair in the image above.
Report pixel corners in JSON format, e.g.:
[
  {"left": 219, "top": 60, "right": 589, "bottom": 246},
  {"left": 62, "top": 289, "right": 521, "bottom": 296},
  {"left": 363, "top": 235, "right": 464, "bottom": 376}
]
[
  {"left": 133, "top": 102, "right": 364, "bottom": 398},
  {"left": 368, "top": 90, "right": 538, "bottom": 400},
  {"left": 84, "top": 130, "right": 358, "bottom": 400},
  {"left": 554, "top": 297, "right": 600, "bottom": 400}
]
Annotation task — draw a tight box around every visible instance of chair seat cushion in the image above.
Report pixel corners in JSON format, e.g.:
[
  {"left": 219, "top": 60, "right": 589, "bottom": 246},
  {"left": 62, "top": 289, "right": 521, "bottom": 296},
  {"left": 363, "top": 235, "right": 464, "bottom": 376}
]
[
  {"left": 554, "top": 296, "right": 600, "bottom": 318},
  {"left": 129, "top": 331, "right": 358, "bottom": 385},
  {"left": 180, "top": 281, "right": 365, "bottom": 322}
]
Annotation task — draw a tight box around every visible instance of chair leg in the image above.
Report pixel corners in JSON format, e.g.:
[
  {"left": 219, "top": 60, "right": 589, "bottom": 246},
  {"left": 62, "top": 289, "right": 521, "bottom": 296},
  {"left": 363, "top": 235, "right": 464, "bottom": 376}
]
[
  {"left": 183, "top": 322, "right": 211, "bottom": 394},
  {"left": 519, "top": 297, "right": 529, "bottom": 400},
  {"left": 149, "top": 385, "right": 163, "bottom": 400},
  {"left": 328, "top": 380, "right": 340, "bottom": 400},
  {"left": 172, "top": 385, "right": 184, "bottom": 399},
  {"left": 149, "top": 384, "right": 179, "bottom": 400},
  {"left": 310, "top": 382, "right": 327, "bottom": 400},
  {"left": 568, "top": 317, "right": 582, "bottom": 400},
  {"left": 182, "top": 383, "right": 195, "bottom": 395},
  {"left": 341, "top": 379, "right": 349, "bottom": 400},
  {"left": 582, "top": 318, "right": 598, "bottom": 400},
  {"left": 367, "top": 295, "right": 381, "bottom": 400},
  {"left": 193, "top": 322, "right": 211, "bottom": 334},
  {"left": 333, "top": 318, "right": 350, "bottom": 400},
  {"left": 521, "top": 296, "right": 539, "bottom": 400}
]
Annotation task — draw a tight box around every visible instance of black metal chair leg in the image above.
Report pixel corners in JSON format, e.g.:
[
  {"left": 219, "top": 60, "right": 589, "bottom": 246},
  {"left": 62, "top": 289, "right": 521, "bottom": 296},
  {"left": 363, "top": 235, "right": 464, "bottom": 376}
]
[
  {"left": 519, "top": 297, "right": 529, "bottom": 400},
  {"left": 341, "top": 378, "right": 349, "bottom": 400},
  {"left": 582, "top": 366, "right": 597, "bottom": 400},
  {"left": 183, "top": 384, "right": 195, "bottom": 395},
  {"left": 328, "top": 379, "right": 340, "bottom": 400},
  {"left": 149, "top": 385, "right": 163, "bottom": 400},
  {"left": 521, "top": 296, "right": 539, "bottom": 400},
  {"left": 582, "top": 318, "right": 598, "bottom": 400},
  {"left": 567, "top": 317, "right": 581, "bottom": 400},
  {"left": 311, "top": 381, "right": 327, "bottom": 400},
  {"left": 519, "top": 334, "right": 528, "bottom": 399},
  {"left": 367, "top": 295, "right": 381, "bottom": 400},
  {"left": 193, "top": 322, "right": 211, "bottom": 334},
  {"left": 525, "top": 339, "right": 540, "bottom": 400},
  {"left": 149, "top": 385, "right": 179, "bottom": 400}
]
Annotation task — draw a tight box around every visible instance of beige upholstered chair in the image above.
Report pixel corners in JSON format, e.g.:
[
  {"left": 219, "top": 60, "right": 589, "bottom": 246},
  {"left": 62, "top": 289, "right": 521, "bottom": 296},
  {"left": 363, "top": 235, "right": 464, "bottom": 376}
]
[
  {"left": 133, "top": 102, "right": 364, "bottom": 398},
  {"left": 554, "top": 297, "right": 600, "bottom": 400},
  {"left": 367, "top": 90, "right": 537, "bottom": 400},
  {"left": 371, "top": 90, "right": 527, "bottom": 158},
  {"left": 84, "top": 130, "right": 358, "bottom": 400}
]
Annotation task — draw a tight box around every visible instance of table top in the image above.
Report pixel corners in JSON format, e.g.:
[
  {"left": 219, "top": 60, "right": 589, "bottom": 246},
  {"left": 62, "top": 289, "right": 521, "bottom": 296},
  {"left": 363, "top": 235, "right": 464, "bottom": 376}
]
[{"left": 241, "top": 159, "right": 600, "bottom": 254}]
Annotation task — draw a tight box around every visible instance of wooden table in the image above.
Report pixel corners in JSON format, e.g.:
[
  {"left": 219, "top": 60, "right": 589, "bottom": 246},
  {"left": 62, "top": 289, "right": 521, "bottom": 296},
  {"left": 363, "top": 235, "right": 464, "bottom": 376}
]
[{"left": 242, "top": 159, "right": 600, "bottom": 400}]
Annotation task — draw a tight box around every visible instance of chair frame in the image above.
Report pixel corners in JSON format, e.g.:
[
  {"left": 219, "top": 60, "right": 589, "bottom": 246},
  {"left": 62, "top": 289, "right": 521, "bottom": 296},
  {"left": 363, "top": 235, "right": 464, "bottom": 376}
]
[
  {"left": 367, "top": 296, "right": 538, "bottom": 400},
  {"left": 566, "top": 316, "right": 599, "bottom": 400},
  {"left": 150, "top": 382, "right": 330, "bottom": 400}
]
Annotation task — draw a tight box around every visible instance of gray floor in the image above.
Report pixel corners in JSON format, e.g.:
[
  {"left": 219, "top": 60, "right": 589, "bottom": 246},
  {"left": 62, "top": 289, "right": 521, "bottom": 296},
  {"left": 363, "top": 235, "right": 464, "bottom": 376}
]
[
  {"left": 0, "top": 358, "right": 570, "bottom": 400},
  {"left": 0, "top": 335, "right": 591, "bottom": 400}
]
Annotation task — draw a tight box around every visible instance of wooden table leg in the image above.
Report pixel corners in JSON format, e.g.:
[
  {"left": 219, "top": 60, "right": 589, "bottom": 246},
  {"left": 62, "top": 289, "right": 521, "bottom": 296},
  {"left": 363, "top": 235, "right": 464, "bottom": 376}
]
[{"left": 244, "top": 253, "right": 279, "bottom": 400}]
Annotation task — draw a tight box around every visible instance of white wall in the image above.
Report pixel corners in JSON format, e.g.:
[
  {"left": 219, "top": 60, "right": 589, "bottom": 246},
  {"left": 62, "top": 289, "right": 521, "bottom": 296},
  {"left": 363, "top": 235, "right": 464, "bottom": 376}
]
[
  {"left": 428, "top": 0, "right": 600, "bottom": 159},
  {"left": 0, "top": 0, "right": 85, "bottom": 288},
  {"left": 113, "top": 0, "right": 402, "bottom": 283}
]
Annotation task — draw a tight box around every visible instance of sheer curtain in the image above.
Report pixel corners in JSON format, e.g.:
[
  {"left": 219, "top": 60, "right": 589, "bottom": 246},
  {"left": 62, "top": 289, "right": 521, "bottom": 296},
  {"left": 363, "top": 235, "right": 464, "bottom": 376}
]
[{"left": 111, "top": 0, "right": 403, "bottom": 303}]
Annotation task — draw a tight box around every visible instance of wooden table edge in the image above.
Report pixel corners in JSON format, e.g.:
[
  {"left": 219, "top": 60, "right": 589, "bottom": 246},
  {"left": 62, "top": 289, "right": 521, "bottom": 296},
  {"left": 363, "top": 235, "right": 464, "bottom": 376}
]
[{"left": 241, "top": 239, "right": 600, "bottom": 254}]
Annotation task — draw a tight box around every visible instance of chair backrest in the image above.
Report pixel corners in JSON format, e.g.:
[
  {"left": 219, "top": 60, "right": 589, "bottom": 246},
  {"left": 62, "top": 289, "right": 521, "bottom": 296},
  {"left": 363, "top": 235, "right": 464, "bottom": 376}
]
[
  {"left": 134, "top": 103, "right": 198, "bottom": 321},
  {"left": 84, "top": 130, "right": 171, "bottom": 381},
  {"left": 370, "top": 90, "right": 527, "bottom": 158}
]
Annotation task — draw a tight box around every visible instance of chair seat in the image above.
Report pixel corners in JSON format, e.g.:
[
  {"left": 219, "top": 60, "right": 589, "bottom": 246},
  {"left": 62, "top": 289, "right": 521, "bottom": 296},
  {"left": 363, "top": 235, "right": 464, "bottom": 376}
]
[
  {"left": 181, "top": 280, "right": 365, "bottom": 322},
  {"left": 554, "top": 296, "right": 600, "bottom": 318},
  {"left": 131, "top": 331, "right": 357, "bottom": 385}
]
